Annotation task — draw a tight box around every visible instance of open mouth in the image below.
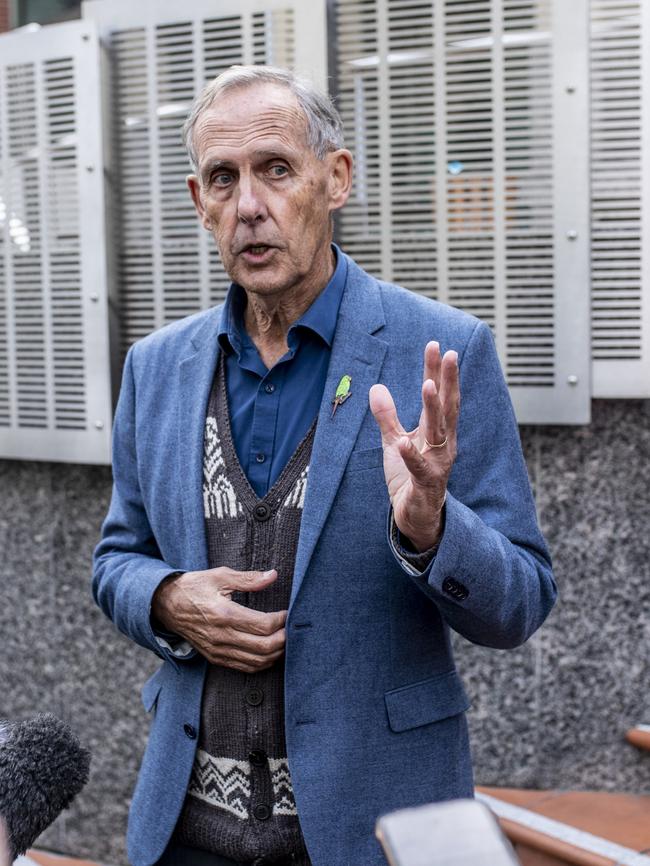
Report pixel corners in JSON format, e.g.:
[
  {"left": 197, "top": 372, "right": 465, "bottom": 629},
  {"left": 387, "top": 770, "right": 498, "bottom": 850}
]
[{"left": 240, "top": 243, "right": 275, "bottom": 263}]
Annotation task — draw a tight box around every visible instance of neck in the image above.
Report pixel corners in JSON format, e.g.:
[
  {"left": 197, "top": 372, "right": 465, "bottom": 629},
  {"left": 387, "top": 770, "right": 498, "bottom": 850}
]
[{"left": 243, "top": 247, "right": 336, "bottom": 368}]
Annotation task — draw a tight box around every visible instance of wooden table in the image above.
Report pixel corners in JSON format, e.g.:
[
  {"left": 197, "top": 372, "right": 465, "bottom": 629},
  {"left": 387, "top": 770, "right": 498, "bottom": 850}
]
[{"left": 479, "top": 787, "right": 650, "bottom": 866}]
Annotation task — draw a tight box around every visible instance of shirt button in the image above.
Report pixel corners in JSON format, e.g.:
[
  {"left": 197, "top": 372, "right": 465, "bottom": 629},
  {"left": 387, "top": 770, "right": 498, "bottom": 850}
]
[
  {"left": 256, "top": 452, "right": 265, "bottom": 464},
  {"left": 253, "top": 502, "right": 271, "bottom": 522},
  {"left": 183, "top": 723, "right": 196, "bottom": 739},
  {"left": 264, "top": 382, "right": 275, "bottom": 394},
  {"left": 253, "top": 803, "right": 271, "bottom": 821},
  {"left": 246, "top": 688, "right": 264, "bottom": 706},
  {"left": 249, "top": 749, "right": 267, "bottom": 767}
]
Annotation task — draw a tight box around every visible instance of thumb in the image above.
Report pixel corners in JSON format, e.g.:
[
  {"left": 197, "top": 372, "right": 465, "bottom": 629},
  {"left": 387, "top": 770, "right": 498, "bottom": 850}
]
[
  {"left": 214, "top": 568, "right": 278, "bottom": 593},
  {"left": 369, "top": 384, "right": 403, "bottom": 445}
]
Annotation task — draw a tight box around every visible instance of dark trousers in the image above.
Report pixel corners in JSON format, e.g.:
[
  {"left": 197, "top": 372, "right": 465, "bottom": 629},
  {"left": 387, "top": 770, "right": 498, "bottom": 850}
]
[{"left": 155, "top": 840, "right": 299, "bottom": 866}]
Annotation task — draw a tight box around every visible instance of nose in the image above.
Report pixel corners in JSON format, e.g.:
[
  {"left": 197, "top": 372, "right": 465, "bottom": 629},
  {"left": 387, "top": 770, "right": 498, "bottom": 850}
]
[{"left": 237, "top": 174, "right": 267, "bottom": 225}]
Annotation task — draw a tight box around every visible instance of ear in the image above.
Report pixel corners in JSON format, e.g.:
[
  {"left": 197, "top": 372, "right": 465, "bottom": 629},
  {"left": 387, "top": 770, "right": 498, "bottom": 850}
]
[
  {"left": 187, "top": 174, "right": 213, "bottom": 230},
  {"left": 326, "top": 149, "right": 353, "bottom": 213}
]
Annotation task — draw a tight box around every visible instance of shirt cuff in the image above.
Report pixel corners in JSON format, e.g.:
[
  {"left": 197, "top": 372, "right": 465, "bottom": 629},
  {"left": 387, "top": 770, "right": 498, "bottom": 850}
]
[
  {"left": 154, "top": 633, "right": 195, "bottom": 658},
  {"left": 388, "top": 510, "right": 440, "bottom": 576}
]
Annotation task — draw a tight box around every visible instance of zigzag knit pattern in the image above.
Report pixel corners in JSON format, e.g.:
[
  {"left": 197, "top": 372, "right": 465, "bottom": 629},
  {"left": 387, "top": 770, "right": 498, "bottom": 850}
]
[
  {"left": 203, "top": 416, "right": 244, "bottom": 520},
  {"left": 188, "top": 751, "right": 298, "bottom": 819}
]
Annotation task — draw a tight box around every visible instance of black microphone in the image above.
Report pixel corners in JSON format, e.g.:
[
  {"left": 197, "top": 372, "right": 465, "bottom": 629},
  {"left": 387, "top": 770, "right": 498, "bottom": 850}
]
[{"left": 0, "top": 713, "right": 91, "bottom": 860}]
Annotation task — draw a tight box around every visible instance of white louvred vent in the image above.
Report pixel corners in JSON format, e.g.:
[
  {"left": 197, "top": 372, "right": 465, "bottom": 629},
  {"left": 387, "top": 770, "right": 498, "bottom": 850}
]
[
  {"left": 336, "top": 0, "right": 591, "bottom": 423},
  {"left": 0, "top": 21, "right": 112, "bottom": 463},
  {"left": 590, "top": 0, "right": 650, "bottom": 397},
  {"left": 84, "top": 0, "right": 326, "bottom": 359}
]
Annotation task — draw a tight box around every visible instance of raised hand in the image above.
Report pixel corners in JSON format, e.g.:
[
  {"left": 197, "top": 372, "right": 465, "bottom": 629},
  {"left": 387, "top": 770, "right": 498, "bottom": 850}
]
[
  {"left": 151, "top": 567, "right": 287, "bottom": 673},
  {"left": 369, "top": 341, "right": 460, "bottom": 552}
]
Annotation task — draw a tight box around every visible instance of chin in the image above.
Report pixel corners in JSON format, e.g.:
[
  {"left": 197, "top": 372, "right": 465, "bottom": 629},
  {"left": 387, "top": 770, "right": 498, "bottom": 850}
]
[{"left": 232, "top": 267, "right": 294, "bottom": 296}]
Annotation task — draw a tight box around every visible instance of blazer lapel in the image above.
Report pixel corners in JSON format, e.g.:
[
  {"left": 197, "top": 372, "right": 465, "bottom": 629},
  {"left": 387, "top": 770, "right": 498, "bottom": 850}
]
[
  {"left": 290, "top": 259, "right": 387, "bottom": 609},
  {"left": 178, "top": 306, "right": 223, "bottom": 571}
]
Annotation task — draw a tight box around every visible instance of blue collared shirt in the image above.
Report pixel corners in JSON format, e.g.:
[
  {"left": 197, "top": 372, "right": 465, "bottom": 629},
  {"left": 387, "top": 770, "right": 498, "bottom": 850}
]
[{"left": 218, "top": 245, "right": 348, "bottom": 497}]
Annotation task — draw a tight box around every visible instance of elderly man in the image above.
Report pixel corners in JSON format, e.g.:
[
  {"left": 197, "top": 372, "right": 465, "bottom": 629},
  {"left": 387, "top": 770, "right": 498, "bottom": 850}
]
[{"left": 93, "top": 66, "right": 556, "bottom": 866}]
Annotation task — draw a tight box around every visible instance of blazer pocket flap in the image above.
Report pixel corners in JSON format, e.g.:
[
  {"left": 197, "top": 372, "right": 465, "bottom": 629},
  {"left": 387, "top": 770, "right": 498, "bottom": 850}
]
[
  {"left": 385, "top": 670, "right": 470, "bottom": 733},
  {"left": 141, "top": 666, "right": 165, "bottom": 712},
  {"left": 346, "top": 446, "right": 384, "bottom": 473}
]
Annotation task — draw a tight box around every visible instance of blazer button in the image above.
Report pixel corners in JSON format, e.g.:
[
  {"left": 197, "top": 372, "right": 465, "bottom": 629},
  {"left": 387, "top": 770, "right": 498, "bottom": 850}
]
[
  {"left": 183, "top": 723, "right": 197, "bottom": 739},
  {"left": 253, "top": 502, "right": 271, "bottom": 522},
  {"left": 442, "top": 577, "right": 469, "bottom": 600},
  {"left": 253, "top": 803, "right": 271, "bottom": 821}
]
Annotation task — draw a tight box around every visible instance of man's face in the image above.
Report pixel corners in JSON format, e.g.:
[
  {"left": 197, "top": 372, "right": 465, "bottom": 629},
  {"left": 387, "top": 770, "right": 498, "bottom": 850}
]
[{"left": 187, "top": 82, "right": 351, "bottom": 299}]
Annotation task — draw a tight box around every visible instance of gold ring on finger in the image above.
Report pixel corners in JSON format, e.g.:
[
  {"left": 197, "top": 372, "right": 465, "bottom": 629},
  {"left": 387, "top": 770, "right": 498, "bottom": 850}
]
[{"left": 423, "top": 435, "right": 448, "bottom": 451}]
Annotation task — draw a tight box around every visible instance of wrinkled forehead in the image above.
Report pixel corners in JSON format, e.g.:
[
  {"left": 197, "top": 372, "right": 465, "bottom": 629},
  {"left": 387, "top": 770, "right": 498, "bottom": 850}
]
[{"left": 193, "top": 81, "right": 311, "bottom": 166}]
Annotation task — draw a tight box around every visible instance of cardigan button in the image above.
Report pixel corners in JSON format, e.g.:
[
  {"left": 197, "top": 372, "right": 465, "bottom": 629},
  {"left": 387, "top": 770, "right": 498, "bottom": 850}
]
[
  {"left": 246, "top": 688, "right": 264, "bottom": 706},
  {"left": 253, "top": 502, "right": 271, "bottom": 522},
  {"left": 183, "top": 723, "right": 196, "bottom": 739},
  {"left": 253, "top": 803, "right": 271, "bottom": 821},
  {"left": 249, "top": 749, "right": 267, "bottom": 767}
]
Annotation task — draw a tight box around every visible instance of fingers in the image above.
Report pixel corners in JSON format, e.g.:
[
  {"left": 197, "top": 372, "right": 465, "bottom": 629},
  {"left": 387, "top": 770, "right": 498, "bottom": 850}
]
[
  {"left": 398, "top": 436, "right": 448, "bottom": 488},
  {"left": 420, "top": 348, "right": 459, "bottom": 448},
  {"left": 206, "top": 646, "right": 285, "bottom": 674},
  {"left": 370, "top": 345, "right": 458, "bottom": 449},
  {"left": 439, "top": 350, "right": 460, "bottom": 430},
  {"left": 423, "top": 341, "right": 442, "bottom": 391},
  {"left": 219, "top": 624, "right": 286, "bottom": 656},
  {"left": 187, "top": 596, "right": 287, "bottom": 672},
  {"left": 200, "top": 602, "right": 286, "bottom": 671},
  {"left": 224, "top": 601, "right": 288, "bottom": 637},
  {"left": 398, "top": 436, "right": 431, "bottom": 480},
  {"left": 421, "top": 378, "right": 447, "bottom": 448},
  {"left": 369, "top": 384, "right": 404, "bottom": 445}
]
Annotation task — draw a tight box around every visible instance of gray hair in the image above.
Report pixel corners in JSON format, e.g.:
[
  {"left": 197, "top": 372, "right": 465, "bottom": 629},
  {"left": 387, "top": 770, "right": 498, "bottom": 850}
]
[{"left": 182, "top": 65, "right": 345, "bottom": 170}]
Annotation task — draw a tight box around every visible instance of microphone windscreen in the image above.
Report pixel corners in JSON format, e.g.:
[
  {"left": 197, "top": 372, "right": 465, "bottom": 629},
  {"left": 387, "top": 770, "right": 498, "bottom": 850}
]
[{"left": 0, "top": 713, "right": 91, "bottom": 859}]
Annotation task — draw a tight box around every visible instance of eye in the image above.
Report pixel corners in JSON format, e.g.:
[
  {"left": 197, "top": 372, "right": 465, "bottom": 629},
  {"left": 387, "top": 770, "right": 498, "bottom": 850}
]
[
  {"left": 212, "top": 172, "right": 233, "bottom": 187},
  {"left": 269, "top": 164, "right": 289, "bottom": 178}
]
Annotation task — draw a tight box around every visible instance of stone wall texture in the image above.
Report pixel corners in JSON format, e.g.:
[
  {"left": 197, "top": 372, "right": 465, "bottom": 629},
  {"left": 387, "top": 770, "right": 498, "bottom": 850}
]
[{"left": 0, "top": 398, "right": 649, "bottom": 864}]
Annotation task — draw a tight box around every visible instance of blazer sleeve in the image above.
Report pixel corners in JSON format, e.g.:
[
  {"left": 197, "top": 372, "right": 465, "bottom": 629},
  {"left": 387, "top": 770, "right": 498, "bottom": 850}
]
[
  {"left": 92, "top": 346, "right": 195, "bottom": 665},
  {"left": 391, "top": 320, "right": 557, "bottom": 649}
]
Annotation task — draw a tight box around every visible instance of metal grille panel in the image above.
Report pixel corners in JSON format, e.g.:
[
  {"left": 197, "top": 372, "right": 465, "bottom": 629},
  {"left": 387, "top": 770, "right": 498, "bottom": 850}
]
[
  {"left": 336, "top": 0, "right": 591, "bottom": 422},
  {"left": 0, "top": 21, "right": 112, "bottom": 462},
  {"left": 590, "top": 0, "right": 650, "bottom": 396}
]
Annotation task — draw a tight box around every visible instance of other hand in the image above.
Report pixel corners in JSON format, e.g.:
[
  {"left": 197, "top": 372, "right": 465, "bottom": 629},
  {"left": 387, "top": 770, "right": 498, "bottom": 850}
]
[
  {"left": 369, "top": 341, "right": 459, "bottom": 552},
  {"left": 151, "top": 567, "right": 286, "bottom": 673}
]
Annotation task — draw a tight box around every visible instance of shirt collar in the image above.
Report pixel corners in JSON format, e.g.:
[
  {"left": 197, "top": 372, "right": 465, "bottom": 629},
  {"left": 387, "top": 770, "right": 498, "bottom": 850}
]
[{"left": 218, "top": 244, "right": 347, "bottom": 357}]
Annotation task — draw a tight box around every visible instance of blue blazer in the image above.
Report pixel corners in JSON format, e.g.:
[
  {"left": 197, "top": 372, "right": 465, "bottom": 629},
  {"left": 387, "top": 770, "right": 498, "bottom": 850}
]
[{"left": 93, "top": 255, "right": 556, "bottom": 866}]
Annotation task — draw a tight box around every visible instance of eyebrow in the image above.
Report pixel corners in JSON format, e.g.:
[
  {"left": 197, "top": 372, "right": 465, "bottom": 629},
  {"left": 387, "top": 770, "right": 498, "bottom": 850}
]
[{"left": 252, "top": 147, "right": 296, "bottom": 162}]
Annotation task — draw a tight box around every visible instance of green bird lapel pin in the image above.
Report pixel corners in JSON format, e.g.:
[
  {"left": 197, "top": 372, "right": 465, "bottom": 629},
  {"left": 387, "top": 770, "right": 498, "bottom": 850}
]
[{"left": 331, "top": 374, "right": 352, "bottom": 417}]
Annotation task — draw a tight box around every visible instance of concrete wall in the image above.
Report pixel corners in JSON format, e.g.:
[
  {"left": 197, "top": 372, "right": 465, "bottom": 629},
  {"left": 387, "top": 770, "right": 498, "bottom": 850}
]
[{"left": 1, "top": 399, "right": 649, "bottom": 864}]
